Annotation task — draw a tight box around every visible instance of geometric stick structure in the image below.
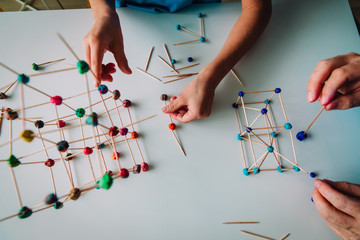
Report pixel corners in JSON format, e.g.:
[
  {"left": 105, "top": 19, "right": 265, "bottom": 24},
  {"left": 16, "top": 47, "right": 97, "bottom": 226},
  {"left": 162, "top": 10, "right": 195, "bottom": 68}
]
[
  {"left": 232, "top": 88, "right": 315, "bottom": 177},
  {"left": 0, "top": 34, "right": 154, "bottom": 222}
]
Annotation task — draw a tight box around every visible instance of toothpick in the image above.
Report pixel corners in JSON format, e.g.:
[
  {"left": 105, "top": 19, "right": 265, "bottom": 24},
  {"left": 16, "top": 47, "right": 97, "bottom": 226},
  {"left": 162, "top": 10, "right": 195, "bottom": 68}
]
[
  {"left": 0, "top": 62, "right": 19, "bottom": 75},
  {"left": 230, "top": 69, "right": 244, "bottom": 86},
  {"left": 145, "top": 46, "right": 154, "bottom": 72},
  {"left": 179, "top": 26, "right": 202, "bottom": 38},
  {"left": 157, "top": 55, "right": 179, "bottom": 74},
  {"left": 280, "top": 233, "right": 290, "bottom": 240},
  {"left": 163, "top": 74, "right": 197, "bottom": 84},
  {"left": 174, "top": 39, "right": 200, "bottom": 46},
  {"left": 222, "top": 222, "right": 259, "bottom": 224},
  {"left": 36, "top": 58, "right": 65, "bottom": 66},
  {"left": 3, "top": 80, "right": 18, "bottom": 94},
  {"left": 240, "top": 230, "right": 274, "bottom": 240},
  {"left": 57, "top": 33, "right": 80, "bottom": 61},
  {"left": 136, "top": 67, "right": 162, "bottom": 83},
  {"left": 244, "top": 90, "right": 274, "bottom": 94},
  {"left": 304, "top": 106, "right": 325, "bottom": 134},
  {"left": 0, "top": 108, "right": 4, "bottom": 136},
  {"left": 163, "top": 44, "right": 174, "bottom": 68},
  {"left": 171, "top": 63, "right": 200, "bottom": 72},
  {"left": 28, "top": 67, "right": 76, "bottom": 77},
  {"left": 163, "top": 73, "right": 198, "bottom": 78}
]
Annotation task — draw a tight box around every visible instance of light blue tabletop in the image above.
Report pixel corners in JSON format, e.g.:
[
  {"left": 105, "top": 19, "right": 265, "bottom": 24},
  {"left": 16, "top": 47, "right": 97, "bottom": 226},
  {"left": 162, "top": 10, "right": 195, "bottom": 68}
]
[{"left": 0, "top": 0, "right": 359, "bottom": 239}]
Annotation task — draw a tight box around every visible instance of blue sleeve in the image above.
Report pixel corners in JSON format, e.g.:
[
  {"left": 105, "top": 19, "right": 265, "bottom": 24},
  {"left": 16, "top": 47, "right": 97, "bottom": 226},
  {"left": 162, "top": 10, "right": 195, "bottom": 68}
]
[{"left": 115, "top": 0, "right": 221, "bottom": 13}]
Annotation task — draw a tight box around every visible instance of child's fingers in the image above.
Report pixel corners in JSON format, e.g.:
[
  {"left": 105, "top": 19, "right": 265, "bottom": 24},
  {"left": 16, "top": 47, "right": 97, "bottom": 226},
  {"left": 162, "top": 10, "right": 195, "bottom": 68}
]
[
  {"left": 325, "top": 89, "right": 360, "bottom": 110},
  {"left": 112, "top": 44, "right": 131, "bottom": 75},
  {"left": 90, "top": 42, "right": 105, "bottom": 86},
  {"left": 307, "top": 55, "right": 346, "bottom": 102}
]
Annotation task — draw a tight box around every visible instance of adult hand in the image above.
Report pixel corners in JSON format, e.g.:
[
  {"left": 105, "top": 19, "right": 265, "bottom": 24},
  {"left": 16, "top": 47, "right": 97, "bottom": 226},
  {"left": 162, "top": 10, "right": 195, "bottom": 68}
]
[
  {"left": 162, "top": 72, "right": 215, "bottom": 123},
  {"left": 307, "top": 52, "right": 360, "bottom": 110},
  {"left": 83, "top": 10, "right": 131, "bottom": 87},
  {"left": 313, "top": 179, "right": 360, "bottom": 239}
]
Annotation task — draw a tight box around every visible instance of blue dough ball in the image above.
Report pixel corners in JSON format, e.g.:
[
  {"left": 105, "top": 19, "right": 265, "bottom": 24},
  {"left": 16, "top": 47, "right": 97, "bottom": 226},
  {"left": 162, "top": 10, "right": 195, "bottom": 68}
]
[
  {"left": 296, "top": 131, "right": 307, "bottom": 141},
  {"left": 284, "top": 123, "right": 292, "bottom": 130},
  {"left": 309, "top": 172, "right": 316, "bottom": 178},
  {"left": 232, "top": 103, "right": 239, "bottom": 109},
  {"left": 254, "top": 167, "right": 260, "bottom": 174},
  {"left": 270, "top": 132, "right": 277, "bottom": 138},
  {"left": 243, "top": 168, "right": 249, "bottom": 176},
  {"left": 277, "top": 166, "right": 283, "bottom": 173},
  {"left": 274, "top": 88, "right": 281, "bottom": 93},
  {"left": 237, "top": 134, "right": 243, "bottom": 141},
  {"left": 267, "top": 146, "right": 274, "bottom": 153},
  {"left": 293, "top": 166, "right": 300, "bottom": 172},
  {"left": 187, "top": 57, "right": 193, "bottom": 62},
  {"left": 261, "top": 108, "right": 268, "bottom": 115},
  {"left": 238, "top": 91, "right": 244, "bottom": 97},
  {"left": 200, "top": 37, "right": 205, "bottom": 42}
]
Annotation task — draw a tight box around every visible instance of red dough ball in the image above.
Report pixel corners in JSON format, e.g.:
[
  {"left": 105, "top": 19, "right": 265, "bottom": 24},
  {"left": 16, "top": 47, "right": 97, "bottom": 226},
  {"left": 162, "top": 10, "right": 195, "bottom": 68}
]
[
  {"left": 109, "top": 126, "right": 119, "bottom": 137},
  {"left": 56, "top": 120, "right": 66, "bottom": 128},
  {"left": 131, "top": 131, "right": 138, "bottom": 139},
  {"left": 50, "top": 96, "right": 62, "bottom": 105},
  {"left": 119, "top": 168, "right": 129, "bottom": 178},
  {"left": 83, "top": 147, "right": 93, "bottom": 155},
  {"left": 45, "top": 159, "right": 55, "bottom": 167},
  {"left": 169, "top": 123, "right": 176, "bottom": 130},
  {"left": 112, "top": 152, "right": 120, "bottom": 160},
  {"left": 141, "top": 162, "right": 149, "bottom": 172}
]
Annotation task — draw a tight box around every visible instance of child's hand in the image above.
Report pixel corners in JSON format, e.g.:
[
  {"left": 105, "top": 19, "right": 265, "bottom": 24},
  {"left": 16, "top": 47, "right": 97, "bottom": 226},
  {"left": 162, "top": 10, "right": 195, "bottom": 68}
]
[
  {"left": 162, "top": 73, "right": 216, "bottom": 123},
  {"left": 312, "top": 179, "right": 360, "bottom": 240},
  {"left": 83, "top": 11, "right": 131, "bottom": 87},
  {"left": 307, "top": 52, "right": 360, "bottom": 110}
]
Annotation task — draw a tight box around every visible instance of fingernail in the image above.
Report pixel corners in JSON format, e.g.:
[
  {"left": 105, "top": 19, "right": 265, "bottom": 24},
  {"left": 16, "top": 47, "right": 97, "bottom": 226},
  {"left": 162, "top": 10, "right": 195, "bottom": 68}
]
[
  {"left": 125, "top": 65, "right": 132, "bottom": 74},
  {"left": 162, "top": 107, "right": 167, "bottom": 112},
  {"left": 307, "top": 92, "right": 314, "bottom": 102},
  {"left": 320, "top": 96, "right": 325, "bottom": 105},
  {"left": 314, "top": 179, "right": 321, "bottom": 188}
]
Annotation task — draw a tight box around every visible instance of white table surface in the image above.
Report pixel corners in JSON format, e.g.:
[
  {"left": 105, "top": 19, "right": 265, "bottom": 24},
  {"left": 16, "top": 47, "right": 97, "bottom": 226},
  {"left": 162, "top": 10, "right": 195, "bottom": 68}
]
[{"left": 0, "top": 1, "right": 359, "bottom": 239}]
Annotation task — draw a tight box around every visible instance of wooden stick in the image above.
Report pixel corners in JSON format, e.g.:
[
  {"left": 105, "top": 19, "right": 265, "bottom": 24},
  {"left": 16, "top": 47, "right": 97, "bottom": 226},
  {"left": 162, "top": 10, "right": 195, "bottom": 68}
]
[
  {"left": 163, "top": 74, "right": 197, "bottom": 84},
  {"left": 123, "top": 114, "right": 157, "bottom": 129},
  {"left": 174, "top": 39, "right": 200, "bottom": 46},
  {"left": 163, "top": 73, "right": 198, "bottom": 78},
  {"left": 126, "top": 107, "right": 146, "bottom": 163},
  {"left": 19, "top": 83, "right": 26, "bottom": 131},
  {"left": 304, "top": 106, "right": 325, "bottom": 134},
  {"left": 171, "top": 63, "right": 200, "bottom": 72},
  {"left": 0, "top": 108, "right": 3, "bottom": 136},
  {"left": 240, "top": 230, "right": 274, "bottom": 240},
  {"left": 171, "top": 130, "right": 186, "bottom": 156},
  {"left": 136, "top": 68, "right": 162, "bottom": 83},
  {"left": 145, "top": 46, "right": 154, "bottom": 71},
  {"left": 28, "top": 67, "right": 76, "bottom": 77},
  {"left": 200, "top": 16, "right": 204, "bottom": 37},
  {"left": 244, "top": 90, "right": 274, "bottom": 94},
  {"left": 3, "top": 80, "right": 18, "bottom": 94},
  {"left": 57, "top": 33, "right": 80, "bottom": 61},
  {"left": 157, "top": 55, "right": 179, "bottom": 74},
  {"left": 0, "top": 62, "right": 19, "bottom": 75},
  {"left": 280, "top": 233, "right": 290, "bottom": 240},
  {"left": 278, "top": 93, "right": 289, "bottom": 123},
  {"left": 37, "top": 58, "right": 65, "bottom": 66},
  {"left": 163, "top": 44, "right": 174, "bottom": 68},
  {"left": 230, "top": 69, "right": 244, "bottom": 86},
  {"left": 222, "top": 222, "right": 259, "bottom": 224},
  {"left": 179, "top": 26, "right": 202, "bottom": 38}
]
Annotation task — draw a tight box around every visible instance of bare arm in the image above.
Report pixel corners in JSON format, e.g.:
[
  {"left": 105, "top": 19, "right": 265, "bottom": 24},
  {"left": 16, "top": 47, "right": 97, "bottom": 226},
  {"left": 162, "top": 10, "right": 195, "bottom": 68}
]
[
  {"left": 163, "top": 0, "right": 272, "bottom": 122},
  {"left": 84, "top": 0, "right": 131, "bottom": 86}
]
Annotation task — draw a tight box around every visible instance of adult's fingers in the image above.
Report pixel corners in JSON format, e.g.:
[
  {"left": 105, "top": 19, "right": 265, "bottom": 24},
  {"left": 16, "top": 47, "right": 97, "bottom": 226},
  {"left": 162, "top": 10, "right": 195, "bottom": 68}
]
[
  {"left": 322, "top": 180, "right": 360, "bottom": 199},
  {"left": 312, "top": 187, "right": 355, "bottom": 228},
  {"left": 112, "top": 43, "right": 131, "bottom": 75},
  {"left": 162, "top": 97, "right": 184, "bottom": 114},
  {"left": 325, "top": 89, "right": 360, "bottom": 110},
  {"left": 320, "top": 62, "right": 360, "bottom": 105},
  {"left": 315, "top": 179, "right": 360, "bottom": 218},
  {"left": 307, "top": 55, "right": 347, "bottom": 102},
  {"left": 90, "top": 41, "right": 105, "bottom": 87}
]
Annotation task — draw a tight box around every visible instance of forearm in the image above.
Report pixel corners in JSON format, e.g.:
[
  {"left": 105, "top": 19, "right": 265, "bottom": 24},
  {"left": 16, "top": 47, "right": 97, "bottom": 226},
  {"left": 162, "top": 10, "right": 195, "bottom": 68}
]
[
  {"left": 89, "top": 0, "right": 116, "bottom": 20},
  {"left": 202, "top": 0, "right": 271, "bottom": 89}
]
